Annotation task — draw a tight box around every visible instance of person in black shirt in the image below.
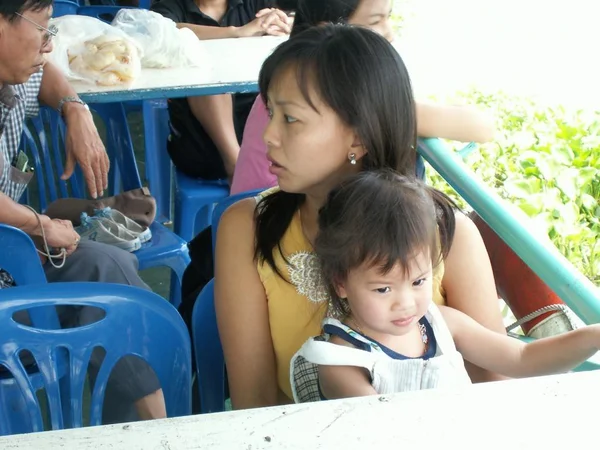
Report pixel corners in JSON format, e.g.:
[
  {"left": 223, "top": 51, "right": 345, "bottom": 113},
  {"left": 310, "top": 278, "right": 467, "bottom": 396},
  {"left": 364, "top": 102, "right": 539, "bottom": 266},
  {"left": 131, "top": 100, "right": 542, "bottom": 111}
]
[{"left": 151, "top": 0, "right": 292, "bottom": 182}]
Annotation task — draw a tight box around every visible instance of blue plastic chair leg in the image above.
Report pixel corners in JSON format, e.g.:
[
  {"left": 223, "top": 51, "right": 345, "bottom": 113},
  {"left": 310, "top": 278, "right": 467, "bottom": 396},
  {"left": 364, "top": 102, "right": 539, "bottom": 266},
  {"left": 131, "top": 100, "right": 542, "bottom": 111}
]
[{"left": 142, "top": 100, "right": 172, "bottom": 223}]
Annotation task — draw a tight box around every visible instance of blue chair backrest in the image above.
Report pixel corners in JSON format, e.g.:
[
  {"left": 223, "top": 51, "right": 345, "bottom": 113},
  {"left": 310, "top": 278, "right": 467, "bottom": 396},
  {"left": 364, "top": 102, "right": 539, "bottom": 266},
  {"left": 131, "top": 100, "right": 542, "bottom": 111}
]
[
  {"left": 52, "top": 1, "right": 79, "bottom": 17},
  {"left": 0, "top": 225, "right": 46, "bottom": 287},
  {"left": 76, "top": 6, "right": 135, "bottom": 23},
  {"left": 20, "top": 108, "right": 85, "bottom": 211},
  {"left": 0, "top": 225, "right": 59, "bottom": 329},
  {"left": 191, "top": 279, "right": 223, "bottom": 413},
  {"left": 0, "top": 282, "right": 191, "bottom": 435},
  {"left": 20, "top": 106, "right": 141, "bottom": 212},
  {"left": 191, "top": 189, "right": 262, "bottom": 413}
]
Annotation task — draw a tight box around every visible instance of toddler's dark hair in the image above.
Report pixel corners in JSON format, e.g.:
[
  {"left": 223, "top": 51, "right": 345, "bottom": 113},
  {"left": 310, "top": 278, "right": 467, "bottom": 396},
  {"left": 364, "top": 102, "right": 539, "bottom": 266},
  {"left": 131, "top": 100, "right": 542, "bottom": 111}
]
[{"left": 315, "top": 169, "right": 450, "bottom": 318}]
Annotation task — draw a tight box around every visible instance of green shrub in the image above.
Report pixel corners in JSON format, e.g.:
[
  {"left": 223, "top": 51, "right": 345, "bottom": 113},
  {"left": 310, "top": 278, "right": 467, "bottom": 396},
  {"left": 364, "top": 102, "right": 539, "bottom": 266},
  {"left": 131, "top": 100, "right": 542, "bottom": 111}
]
[{"left": 426, "top": 90, "right": 600, "bottom": 284}]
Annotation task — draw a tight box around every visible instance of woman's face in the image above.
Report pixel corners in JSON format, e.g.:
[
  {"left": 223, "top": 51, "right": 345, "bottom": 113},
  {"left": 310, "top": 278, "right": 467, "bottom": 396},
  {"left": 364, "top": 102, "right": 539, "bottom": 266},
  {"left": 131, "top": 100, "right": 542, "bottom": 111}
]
[
  {"left": 348, "top": 0, "right": 394, "bottom": 42},
  {"left": 263, "top": 66, "right": 360, "bottom": 196}
]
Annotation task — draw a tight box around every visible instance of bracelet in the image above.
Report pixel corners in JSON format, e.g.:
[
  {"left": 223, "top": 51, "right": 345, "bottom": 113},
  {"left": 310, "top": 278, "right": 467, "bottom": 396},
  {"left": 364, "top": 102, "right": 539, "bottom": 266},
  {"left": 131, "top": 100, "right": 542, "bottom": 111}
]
[{"left": 57, "top": 96, "right": 89, "bottom": 117}]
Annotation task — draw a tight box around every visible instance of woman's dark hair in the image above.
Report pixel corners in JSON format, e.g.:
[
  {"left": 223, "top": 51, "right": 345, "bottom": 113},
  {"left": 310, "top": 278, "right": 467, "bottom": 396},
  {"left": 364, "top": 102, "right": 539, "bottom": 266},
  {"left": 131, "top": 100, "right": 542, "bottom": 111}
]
[
  {"left": 254, "top": 24, "right": 428, "bottom": 279},
  {"left": 0, "top": 0, "right": 53, "bottom": 21},
  {"left": 291, "top": 0, "right": 360, "bottom": 36},
  {"left": 316, "top": 170, "right": 454, "bottom": 317}
]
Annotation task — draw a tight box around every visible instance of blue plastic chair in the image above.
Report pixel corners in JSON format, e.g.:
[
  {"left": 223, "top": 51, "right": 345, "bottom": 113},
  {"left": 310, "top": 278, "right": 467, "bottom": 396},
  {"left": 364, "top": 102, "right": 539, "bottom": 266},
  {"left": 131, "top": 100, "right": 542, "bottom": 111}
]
[
  {"left": 144, "top": 101, "right": 230, "bottom": 241},
  {"left": 85, "top": 0, "right": 152, "bottom": 7},
  {"left": 191, "top": 189, "right": 261, "bottom": 413},
  {"left": 191, "top": 279, "right": 224, "bottom": 413},
  {"left": 20, "top": 107, "right": 190, "bottom": 308},
  {"left": 0, "top": 225, "right": 59, "bottom": 330},
  {"left": 0, "top": 225, "right": 47, "bottom": 287},
  {"left": 53, "top": 0, "right": 151, "bottom": 16},
  {"left": 175, "top": 173, "right": 230, "bottom": 243},
  {"left": 52, "top": 0, "right": 79, "bottom": 16},
  {"left": 144, "top": 99, "right": 230, "bottom": 241},
  {"left": 142, "top": 100, "right": 175, "bottom": 224},
  {"left": 0, "top": 282, "right": 191, "bottom": 436}
]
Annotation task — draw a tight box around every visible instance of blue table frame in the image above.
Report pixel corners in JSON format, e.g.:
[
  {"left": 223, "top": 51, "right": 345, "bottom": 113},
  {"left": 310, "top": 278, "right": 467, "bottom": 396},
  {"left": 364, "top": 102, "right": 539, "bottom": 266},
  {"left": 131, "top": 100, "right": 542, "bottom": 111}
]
[{"left": 77, "top": 81, "right": 259, "bottom": 104}]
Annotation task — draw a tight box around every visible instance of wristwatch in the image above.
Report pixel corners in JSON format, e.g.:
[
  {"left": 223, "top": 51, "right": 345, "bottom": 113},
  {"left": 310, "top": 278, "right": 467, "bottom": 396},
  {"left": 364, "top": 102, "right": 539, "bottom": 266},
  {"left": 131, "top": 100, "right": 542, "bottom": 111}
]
[{"left": 57, "top": 96, "right": 89, "bottom": 117}]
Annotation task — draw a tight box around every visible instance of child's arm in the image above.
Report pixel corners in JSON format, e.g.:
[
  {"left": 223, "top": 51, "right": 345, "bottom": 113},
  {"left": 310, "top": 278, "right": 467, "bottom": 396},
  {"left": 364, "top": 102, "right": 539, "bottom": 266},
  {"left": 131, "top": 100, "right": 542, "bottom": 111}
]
[
  {"left": 416, "top": 102, "right": 495, "bottom": 143},
  {"left": 318, "top": 365, "right": 378, "bottom": 400},
  {"left": 318, "top": 336, "right": 378, "bottom": 399},
  {"left": 440, "top": 305, "right": 600, "bottom": 377}
]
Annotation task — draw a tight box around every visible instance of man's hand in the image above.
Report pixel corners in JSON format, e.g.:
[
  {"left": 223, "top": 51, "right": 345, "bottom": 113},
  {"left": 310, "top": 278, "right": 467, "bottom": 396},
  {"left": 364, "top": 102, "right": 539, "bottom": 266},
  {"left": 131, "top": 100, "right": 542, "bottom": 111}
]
[
  {"left": 62, "top": 104, "right": 110, "bottom": 199},
  {"left": 238, "top": 9, "right": 291, "bottom": 37},
  {"left": 43, "top": 218, "right": 80, "bottom": 257},
  {"left": 31, "top": 216, "right": 80, "bottom": 263}
]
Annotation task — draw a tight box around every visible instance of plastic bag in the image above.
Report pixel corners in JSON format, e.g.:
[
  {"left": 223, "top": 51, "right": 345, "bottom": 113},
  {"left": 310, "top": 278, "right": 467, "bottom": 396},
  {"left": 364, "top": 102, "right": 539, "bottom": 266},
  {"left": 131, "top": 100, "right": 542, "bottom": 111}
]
[
  {"left": 111, "top": 9, "right": 209, "bottom": 69},
  {"left": 48, "top": 15, "right": 142, "bottom": 86}
]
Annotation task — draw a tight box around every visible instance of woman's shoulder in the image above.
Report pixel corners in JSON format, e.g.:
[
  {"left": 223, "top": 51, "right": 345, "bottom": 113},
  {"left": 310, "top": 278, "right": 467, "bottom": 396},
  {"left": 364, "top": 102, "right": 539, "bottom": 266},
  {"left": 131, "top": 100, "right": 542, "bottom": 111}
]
[{"left": 220, "top": 186, "right": 281, "bottom": 224}]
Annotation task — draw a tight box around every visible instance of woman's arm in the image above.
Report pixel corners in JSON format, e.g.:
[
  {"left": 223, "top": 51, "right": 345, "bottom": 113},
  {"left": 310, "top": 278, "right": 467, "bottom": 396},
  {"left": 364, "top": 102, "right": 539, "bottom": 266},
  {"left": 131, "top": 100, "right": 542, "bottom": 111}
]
[
  {"left": 176, "top": 23, "right": 242, "bottom": 40},
  {"left": 214, "top": 199, "right": 279, "bottom": 409},
  {"left": 442, "top": 213, "right": 507, "bottom": 382},
  {"left": 441, "top": 305, "right": 600, "bottom": 377},
  {"left": 416, "top": 102, "right": 495, "bottom": 143}
]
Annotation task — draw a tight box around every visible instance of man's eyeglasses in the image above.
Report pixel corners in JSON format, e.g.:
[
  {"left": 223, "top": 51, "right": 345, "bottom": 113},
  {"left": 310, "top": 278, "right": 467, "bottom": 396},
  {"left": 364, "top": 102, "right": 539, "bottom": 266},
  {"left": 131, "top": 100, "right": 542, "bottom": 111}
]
[{"left": 15, "top": 12, "right": 58, "bottom": 48}]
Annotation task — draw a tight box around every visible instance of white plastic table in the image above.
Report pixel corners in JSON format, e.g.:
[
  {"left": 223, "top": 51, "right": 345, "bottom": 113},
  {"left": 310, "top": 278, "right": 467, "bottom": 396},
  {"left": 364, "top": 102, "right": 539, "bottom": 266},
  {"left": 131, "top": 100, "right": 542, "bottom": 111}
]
[
  {"left": 2, "top": 370, "right": 598, "bottom": 449},
  {"left": 72, "top": 36, "right": 288, "bottom": 103}
]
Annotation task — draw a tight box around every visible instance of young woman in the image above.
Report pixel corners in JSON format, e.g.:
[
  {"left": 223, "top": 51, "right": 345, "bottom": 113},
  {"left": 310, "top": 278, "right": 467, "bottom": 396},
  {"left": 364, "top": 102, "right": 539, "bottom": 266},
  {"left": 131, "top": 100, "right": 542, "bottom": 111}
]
[
  {"left": 180, "top": 0, "right": 493, "bottom": 329},
  {"left": 230, "top": 0, "right": 494, "bottom": 194},
  {"left": 215, "top": 24, "right": 506, "bottom": 410}
]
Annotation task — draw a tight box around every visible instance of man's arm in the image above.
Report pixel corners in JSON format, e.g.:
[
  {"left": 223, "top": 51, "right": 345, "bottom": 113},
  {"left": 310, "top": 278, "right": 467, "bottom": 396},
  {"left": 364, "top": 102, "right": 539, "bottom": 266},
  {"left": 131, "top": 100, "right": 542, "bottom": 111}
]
[
  {"left": 0, "top": 191, "right": 50, "bottom": 236},
  {"left": 38, "top": 62, "right": 109, "bottom": 199}
]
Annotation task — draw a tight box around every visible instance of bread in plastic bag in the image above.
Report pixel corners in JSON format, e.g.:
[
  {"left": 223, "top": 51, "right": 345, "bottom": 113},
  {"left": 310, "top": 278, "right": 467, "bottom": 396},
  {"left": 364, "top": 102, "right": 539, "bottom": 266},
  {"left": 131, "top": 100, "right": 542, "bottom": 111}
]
[
  {"left": 48, "top": 15, "right": 142, "bottom": 86},
  {"left": 111, "top": 9, "right": 209, "bottom": 69}
]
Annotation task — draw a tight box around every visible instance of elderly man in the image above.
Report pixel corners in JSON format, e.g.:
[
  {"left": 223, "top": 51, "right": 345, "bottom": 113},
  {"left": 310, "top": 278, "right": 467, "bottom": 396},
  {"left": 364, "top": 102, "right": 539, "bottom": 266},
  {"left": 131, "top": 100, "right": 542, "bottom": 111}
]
[{"left": 0, "top": 0, "right": 166, "bottom": 425}]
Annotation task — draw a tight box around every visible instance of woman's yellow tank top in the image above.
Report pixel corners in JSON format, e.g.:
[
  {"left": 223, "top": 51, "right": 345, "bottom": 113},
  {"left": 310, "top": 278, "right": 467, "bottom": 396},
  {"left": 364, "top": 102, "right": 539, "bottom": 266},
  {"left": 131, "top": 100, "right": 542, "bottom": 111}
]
[{"left": 256, "top": 192, "right": 447, "bottom": 401}]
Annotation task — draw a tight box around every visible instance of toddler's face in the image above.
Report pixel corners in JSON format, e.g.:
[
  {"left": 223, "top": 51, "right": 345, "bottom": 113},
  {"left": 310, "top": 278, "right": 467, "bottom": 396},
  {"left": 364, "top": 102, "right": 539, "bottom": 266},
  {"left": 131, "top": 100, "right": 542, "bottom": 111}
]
[{"left": 336, "top": 250, "right": 433, "bottom": 339}]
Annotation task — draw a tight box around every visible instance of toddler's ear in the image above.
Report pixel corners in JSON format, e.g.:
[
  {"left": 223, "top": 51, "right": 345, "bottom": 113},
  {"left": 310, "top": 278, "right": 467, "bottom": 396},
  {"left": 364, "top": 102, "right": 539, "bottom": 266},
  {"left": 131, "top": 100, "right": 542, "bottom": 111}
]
[{"left": 334, "top": 278, "right": 348, "bottom": 300}]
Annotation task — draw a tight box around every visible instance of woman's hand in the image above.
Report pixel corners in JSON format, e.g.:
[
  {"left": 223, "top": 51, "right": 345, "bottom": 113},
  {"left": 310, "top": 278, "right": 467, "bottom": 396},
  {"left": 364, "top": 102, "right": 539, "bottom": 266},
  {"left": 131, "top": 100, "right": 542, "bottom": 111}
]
[{"left": 238, "top": 9, "right": 291, "bottom": 37}]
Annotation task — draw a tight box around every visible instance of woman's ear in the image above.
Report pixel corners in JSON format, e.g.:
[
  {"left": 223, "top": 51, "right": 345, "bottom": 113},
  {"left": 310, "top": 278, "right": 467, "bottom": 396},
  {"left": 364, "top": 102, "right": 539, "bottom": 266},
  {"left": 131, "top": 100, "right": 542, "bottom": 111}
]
[{"left": 350, "top": 134, "right": 368, "bottom": 161}]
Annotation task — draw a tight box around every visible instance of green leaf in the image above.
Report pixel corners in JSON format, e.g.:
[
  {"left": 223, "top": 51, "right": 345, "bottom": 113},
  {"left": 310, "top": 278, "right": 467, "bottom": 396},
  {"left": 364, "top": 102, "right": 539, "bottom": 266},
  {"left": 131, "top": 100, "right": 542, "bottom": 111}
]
[
  {"left": 555, "top": 168, "right": 579, "bottom": 200},
  {"left": 551, "top": 145, "right": 575, "bottom": 165},
  {"left": 577, "top": 167, "right": 599, "bottom": 189},
  {"left": 581, "top": 193, "right": 597, "bottom": 210},
  {"left": 535, "top": 153, "right": 563, "bottom": 180},
  {"left": 555, "top": 201, "right": 580, "bottom": 226},
  {"left": 517, "top": 194, "right": 544, "bottom": 217},
  {"left": 503, "top": 179, "right": 533, "bottom": 199}
]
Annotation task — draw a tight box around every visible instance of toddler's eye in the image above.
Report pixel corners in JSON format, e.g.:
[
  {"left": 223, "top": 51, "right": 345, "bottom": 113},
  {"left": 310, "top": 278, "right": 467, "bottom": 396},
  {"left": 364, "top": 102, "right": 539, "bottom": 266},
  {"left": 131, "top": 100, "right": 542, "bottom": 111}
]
[{"left": 375, "top": 287, "right": 391, "bottom": 294}]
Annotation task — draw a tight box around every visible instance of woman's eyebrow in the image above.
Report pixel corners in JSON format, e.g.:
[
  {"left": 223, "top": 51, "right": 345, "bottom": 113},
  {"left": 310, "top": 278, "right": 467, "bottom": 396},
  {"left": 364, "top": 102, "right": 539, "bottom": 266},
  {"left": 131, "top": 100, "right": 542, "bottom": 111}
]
[{"left": 274, "top": 99, "right": 307, "bottom": 109}]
